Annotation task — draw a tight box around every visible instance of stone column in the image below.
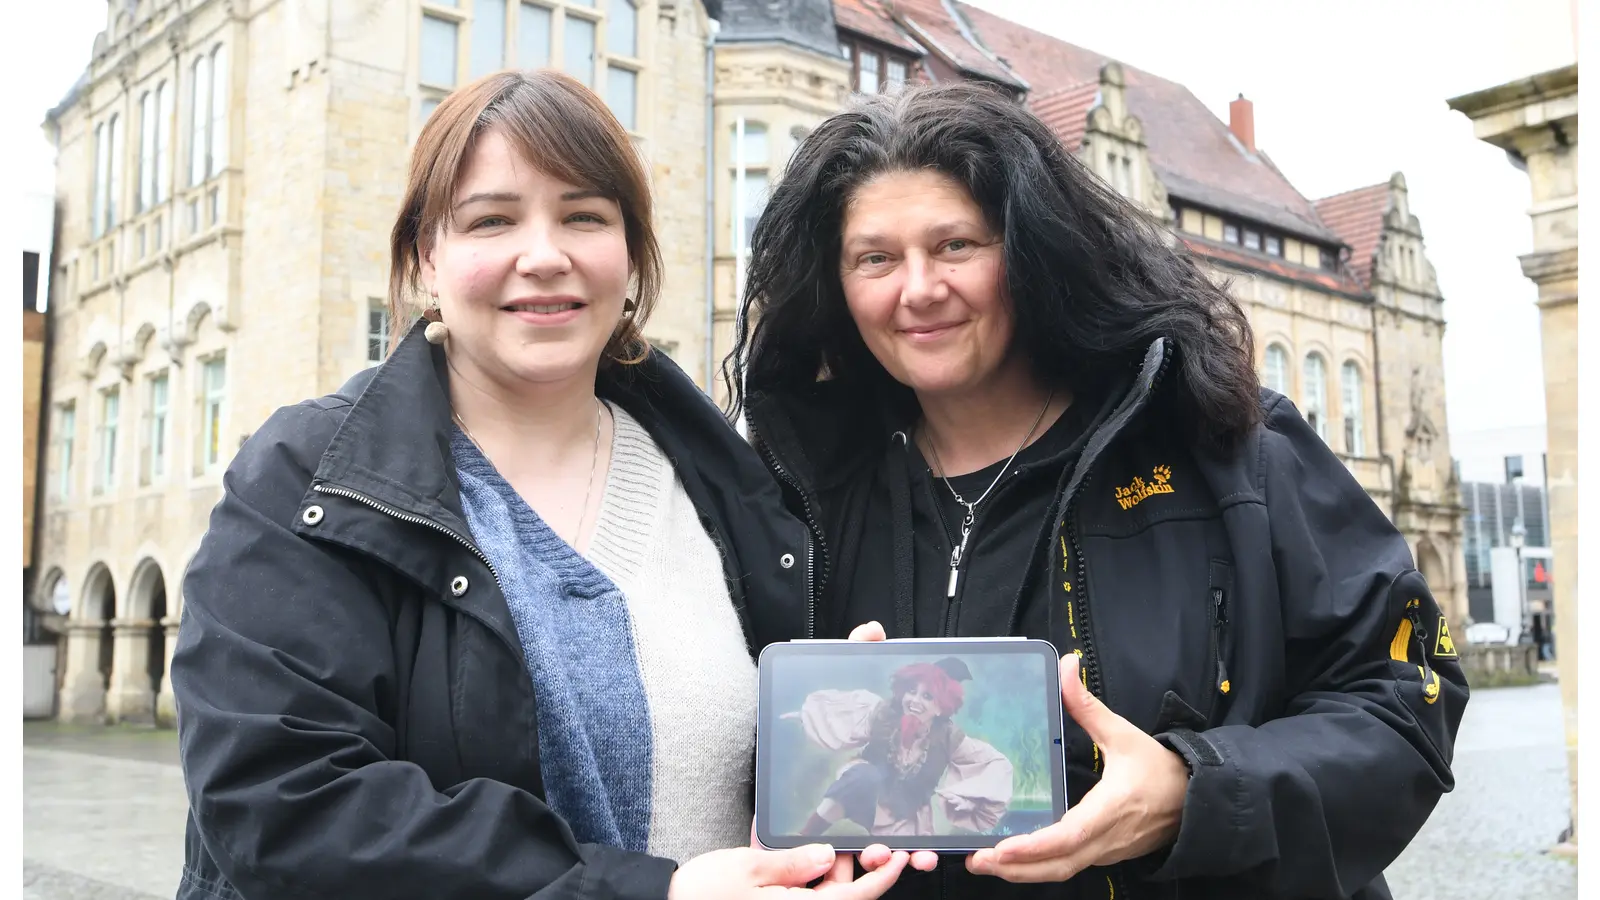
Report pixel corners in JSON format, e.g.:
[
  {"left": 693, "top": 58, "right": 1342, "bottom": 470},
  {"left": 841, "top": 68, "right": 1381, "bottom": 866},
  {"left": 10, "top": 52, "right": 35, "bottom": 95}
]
[
  {"left": 105, "top": 618, "right": 156, "bottom": 725},
  {"left": 155, "top": 616, "right": 181, "bottom": 728},
  {"left": 58, "top": 621, "right": 109, "bottom": 724},
  {"left": 1524, "top": 246, "right": 1579, "bottom": 849}
]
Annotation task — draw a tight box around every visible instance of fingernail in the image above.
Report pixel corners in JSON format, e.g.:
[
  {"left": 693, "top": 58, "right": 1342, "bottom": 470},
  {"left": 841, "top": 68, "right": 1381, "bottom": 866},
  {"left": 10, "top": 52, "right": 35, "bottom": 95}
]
[{"left": 811, "top": 844, "right": 835, "bottom": 866}]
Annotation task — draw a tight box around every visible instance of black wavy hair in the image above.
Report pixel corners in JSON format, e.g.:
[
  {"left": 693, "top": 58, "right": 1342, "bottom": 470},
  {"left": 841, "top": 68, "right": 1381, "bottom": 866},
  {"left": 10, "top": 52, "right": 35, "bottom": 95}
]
[{"left": 723, "top": 80, "right": 1261, "bottom": 451}]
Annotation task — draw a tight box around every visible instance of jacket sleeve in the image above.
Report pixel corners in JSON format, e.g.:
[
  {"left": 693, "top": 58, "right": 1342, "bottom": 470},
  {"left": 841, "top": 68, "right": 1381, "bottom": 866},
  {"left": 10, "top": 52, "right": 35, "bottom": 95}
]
[
  {"left": 173, "top": 402, "right": 677, "bottom": 900},
  {"left": 1146, "top": 395, "right": 1468, "bottom": 896}
]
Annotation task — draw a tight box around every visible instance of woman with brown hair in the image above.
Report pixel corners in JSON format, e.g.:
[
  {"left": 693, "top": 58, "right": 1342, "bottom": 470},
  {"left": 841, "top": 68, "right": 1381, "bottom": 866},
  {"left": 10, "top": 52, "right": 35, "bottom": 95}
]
[{"left": 170, "top": 70, "right": 909, "bottom": 900}]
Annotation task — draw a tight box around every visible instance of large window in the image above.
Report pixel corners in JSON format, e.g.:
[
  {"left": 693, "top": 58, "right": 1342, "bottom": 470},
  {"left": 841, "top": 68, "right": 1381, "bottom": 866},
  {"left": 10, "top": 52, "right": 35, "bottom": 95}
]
[
  {"left": 731, "top": 121, "right": 769, "bottom": 254},
  {"left": 419, "top": 1, "right": 640, "bottom": 130},
  {"left": 139, "top": 90, "right": 157, "bottom": 213},
  {"left": 1263, "top": 343, "right": 1289, "bottom": 395},
  {"left": 97, "top": 387, "right": 120, "bottom": 492},
  {"left": 189, "top": 53, "right": 211, "bottom": 187},
  {"left": 1302, "top": 352, "right": 1328, "bottom": 440},
  {"left": 149, "top": 372, "right": 170, "bottom": 480},
  {"left": 57, "top": 403, "right": 76, "bottom": 499},
  {"left": 92, "top": 115, "right": 123, "bottom": 238},
  {"left": 368, "top": 301, "right": 391, "bottom": 366},
  {"left": 1341, "top": 361, "right": 1364, "bottom": 456},
  {"left": 201, "top": 357, "right": 227, "bottom": 470},
  {"left": 156, "top": 81, "right": 173, "bottom": 203},
  {"left": 189, "top": 45, "right": 228, "bottom": 189}
]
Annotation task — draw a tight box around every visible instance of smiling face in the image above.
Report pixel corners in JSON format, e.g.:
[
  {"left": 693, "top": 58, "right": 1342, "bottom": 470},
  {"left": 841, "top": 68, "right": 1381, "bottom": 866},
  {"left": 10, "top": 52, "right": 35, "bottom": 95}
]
[
  {"left": 419, "top": 127, "right": 631, "bottom": 392},
  {"left": 838, "top": 169, "right": 1020, "bottom": 400},
  {"left": 899, "top": 680, "right": 941, "bottom": 724}
]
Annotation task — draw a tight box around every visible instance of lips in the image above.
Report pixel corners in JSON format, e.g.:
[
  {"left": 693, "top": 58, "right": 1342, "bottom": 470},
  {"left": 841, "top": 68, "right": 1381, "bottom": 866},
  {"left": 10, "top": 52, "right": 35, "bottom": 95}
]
[
  {"left": 503, "top": 300, "right": 586, "bottom": 313},
  {"left": 901, "top": 320, "right": 966, "bottom": 340}
]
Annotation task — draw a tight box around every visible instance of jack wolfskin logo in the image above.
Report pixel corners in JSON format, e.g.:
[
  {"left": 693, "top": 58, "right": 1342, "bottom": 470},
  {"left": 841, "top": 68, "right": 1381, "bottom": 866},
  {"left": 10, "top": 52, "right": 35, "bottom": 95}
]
[{"left": 1114, "top": 465, "right": 1175, "bottom": 510}]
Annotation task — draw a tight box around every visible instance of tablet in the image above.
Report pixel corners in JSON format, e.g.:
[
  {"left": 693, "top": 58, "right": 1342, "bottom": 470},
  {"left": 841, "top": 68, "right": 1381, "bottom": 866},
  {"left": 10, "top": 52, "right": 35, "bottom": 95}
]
[{"left": 755, "top": 638, "right": 1067, "bottom": 853}]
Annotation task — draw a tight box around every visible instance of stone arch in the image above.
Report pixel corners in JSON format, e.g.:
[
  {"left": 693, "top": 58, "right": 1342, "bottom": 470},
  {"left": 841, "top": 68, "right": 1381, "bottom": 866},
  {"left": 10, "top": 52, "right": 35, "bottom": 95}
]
[
  {"left": 124, "top": 557, "right": 170, "bottom": 720},
  {"left": 80, "top": 563, "right": 117, "bottom": 690},
  {"left": 34, "top": 566, "right": 70, "bottom": 615},
  {"left": 79, "top": 339, "right": 109, "bottom": 381},
  {"left": 1416, "top": 539, "right": 1448, "bottom": 596}
]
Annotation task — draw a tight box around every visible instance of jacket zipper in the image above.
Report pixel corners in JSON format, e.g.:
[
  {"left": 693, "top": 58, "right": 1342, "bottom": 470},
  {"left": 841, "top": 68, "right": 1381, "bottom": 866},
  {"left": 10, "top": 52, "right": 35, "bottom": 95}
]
[
  {"left": 1066, "top": 347, "right": 1172, "bottom": 900},
  {"left": 1210, "top": 585, "right": 1231, "bottom": 709},
  {"left": 1404, "top": 600, "right": 1442, "bottom": 704},
  {"left": 314, "top": 483, "right": 504, "bottom": 590},
  {"left": 748, "top": 426, "right": 820, "bottom": 637}
]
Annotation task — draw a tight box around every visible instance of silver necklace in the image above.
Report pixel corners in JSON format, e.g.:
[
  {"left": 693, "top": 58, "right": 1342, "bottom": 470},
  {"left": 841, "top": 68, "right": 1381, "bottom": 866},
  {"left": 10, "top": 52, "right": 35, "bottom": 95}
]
[
  {"left": 453, "top": 399, "right": 605, "bottom": 547},
  {"left": 922, "top": 390, "right": 1055, "bottom": 598}
]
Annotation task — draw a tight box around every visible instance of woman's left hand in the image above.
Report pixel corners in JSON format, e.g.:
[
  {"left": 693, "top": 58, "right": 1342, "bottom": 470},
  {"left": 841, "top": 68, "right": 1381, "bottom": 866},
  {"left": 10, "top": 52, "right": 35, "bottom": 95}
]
[{"left": 967, "top": 654, "right": 1188, "bottom": 883}]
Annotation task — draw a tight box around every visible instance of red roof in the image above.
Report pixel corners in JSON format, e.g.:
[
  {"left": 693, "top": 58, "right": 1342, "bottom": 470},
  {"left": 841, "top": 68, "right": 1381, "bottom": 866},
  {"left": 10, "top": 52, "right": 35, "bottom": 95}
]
[
  {"left": 952, "top": 1, "right": 1342, "bottom": 246},
  {"left": 1182, "top": 238, "right": 1368, "bottom": 297},
  {"left": 1029, "top": 81, "right": 1100, "bottom": 152},
  {"left": 1313, "top": 184, "right": 1391, "bottom": 290},
  {"left": 888, "top": 0, "right": 1024, "bottom": 87},
  {"left": 833, "top": 0, "right": 925, "bottom": 55}
]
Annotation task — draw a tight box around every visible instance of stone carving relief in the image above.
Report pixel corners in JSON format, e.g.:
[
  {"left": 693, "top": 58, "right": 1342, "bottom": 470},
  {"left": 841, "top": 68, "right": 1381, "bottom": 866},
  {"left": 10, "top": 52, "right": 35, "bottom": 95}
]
[{"left": 1399, "top": 367, "right": 1442, "bottom": 503}]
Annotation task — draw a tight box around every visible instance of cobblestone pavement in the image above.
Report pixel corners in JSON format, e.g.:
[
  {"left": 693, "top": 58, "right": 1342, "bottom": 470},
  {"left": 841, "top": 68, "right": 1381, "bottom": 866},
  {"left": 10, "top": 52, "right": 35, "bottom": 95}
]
[
  {"left": 22, "top": 683, "right": 1577, "bottom": 899},
  {"left": 1383, "top": 681, "right": 1576, "bottom": 900}
]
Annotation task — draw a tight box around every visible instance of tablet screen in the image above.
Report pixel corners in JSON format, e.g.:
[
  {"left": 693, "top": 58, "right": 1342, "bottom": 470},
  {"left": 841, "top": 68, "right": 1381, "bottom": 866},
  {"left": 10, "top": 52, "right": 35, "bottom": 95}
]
[{"left": 756, "top": 639, "right": 1065, "bottom": 852}]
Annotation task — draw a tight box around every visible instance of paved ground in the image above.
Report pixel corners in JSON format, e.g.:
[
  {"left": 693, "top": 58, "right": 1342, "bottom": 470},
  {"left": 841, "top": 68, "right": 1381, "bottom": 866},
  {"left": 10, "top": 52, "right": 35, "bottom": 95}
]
[
  {"left": 1383, "top": 681, "right": 1576, "bottom": 900},
  {"left": 22, "top": 683, "right": 1577, "bottom": 899}
]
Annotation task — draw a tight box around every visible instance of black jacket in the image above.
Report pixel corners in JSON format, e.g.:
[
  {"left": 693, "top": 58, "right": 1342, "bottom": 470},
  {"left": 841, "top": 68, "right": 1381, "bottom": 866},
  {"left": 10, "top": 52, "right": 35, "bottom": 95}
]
[
  {"left": 744, "top": 339, "right": 1468, "bottom": 900},
  {"left": 172, "top": 321, "right": 811, "bottom": 900}
]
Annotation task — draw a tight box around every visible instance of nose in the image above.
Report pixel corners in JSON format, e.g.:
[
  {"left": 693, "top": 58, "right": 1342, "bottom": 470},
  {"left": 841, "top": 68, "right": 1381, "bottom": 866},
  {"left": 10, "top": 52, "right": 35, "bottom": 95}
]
[
  {"left": 515, "top": 225, "right": 572, "bottom": 279},
  {"left": 899, "top": 251, "right": 947, "bottom": 309}
]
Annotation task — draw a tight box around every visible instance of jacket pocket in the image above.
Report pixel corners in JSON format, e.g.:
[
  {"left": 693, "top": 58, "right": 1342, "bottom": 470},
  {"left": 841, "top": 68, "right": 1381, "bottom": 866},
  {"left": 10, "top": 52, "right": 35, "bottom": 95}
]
[{"left": 1205, "top": 560, "right": 1234, "bottom": 724}]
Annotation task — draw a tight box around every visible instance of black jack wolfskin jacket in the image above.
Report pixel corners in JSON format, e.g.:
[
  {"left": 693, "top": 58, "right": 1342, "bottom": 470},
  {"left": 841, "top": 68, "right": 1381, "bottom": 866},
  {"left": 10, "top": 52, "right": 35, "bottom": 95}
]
[
  {"left": 743, "top": 338, "right": 1468, "bottom": 900},
  {"left": 172, "top": 321, "right": 812, "bottom": 900}
]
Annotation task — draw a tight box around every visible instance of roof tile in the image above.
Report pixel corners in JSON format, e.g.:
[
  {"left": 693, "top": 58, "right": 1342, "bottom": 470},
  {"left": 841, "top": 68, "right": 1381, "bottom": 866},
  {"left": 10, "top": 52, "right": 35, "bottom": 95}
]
[
  {"left": 833, "top": 0, "right": 926, "bottom": 54},
  {"left": 954, "top": 2, "right": 1343, "bottom": 245},
  {"left": 1313, "top": 184, "right": 1391, "bottom": 290}
]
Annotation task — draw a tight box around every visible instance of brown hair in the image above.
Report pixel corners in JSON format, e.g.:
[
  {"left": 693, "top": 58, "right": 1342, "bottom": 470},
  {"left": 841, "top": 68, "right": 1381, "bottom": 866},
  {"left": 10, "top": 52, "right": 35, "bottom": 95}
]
[{"left": 388, "top": 69, "right": 661, "bottom": 365}]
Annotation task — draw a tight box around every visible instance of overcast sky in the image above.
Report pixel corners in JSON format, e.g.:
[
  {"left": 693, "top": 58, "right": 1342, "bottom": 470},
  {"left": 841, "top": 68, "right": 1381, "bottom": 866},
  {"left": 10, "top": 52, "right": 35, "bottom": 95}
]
[{"left": 15, "top": 0, "right": 1576, "bottom": 440}]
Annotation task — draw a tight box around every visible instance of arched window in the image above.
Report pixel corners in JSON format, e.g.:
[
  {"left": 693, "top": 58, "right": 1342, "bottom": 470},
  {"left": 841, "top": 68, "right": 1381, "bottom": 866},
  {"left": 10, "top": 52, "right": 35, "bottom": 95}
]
[
  {"left": 1262, "top": 343, "right": 1289, "bottom": 395},
  {"left": 139, "top": 90, "right": 156, "bottom": 213},
  {"left": 1302, "top": 352, "right": 1328, "bottom": 440},
  {"left": 155, "top": 80, "right": 173, "bottom": 203},
  {"left": 1341, "top": 361, "right": 1365, "bottom": 455},
  {"left": 190, "top": 53, "right": 211, "bottom": 187},
  {"left": 209, "top": 44, "right": 229, "bottom": 178}
]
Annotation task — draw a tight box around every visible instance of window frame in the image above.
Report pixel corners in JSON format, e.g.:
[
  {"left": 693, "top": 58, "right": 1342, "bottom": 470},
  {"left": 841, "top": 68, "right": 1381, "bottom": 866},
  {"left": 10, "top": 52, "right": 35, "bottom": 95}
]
[
  {"left": 839, "top": 35, "right": 916, "bottom": 95},
  {"left": 1263, "top": 343, "right": 1290, "bottom": 395},
  {"left": 97, "top": 386, "right": 120, "bottom": 493},
  {"left": 149, "top": 372, "right": 170, "bottom": 480},
  {"left": 367, "top": 301, "right": 392, "bottom": 366},
  {"left": 1340, "top": 360, "right": 1364, "bottom": 456},
  {"left": 1302, "top": 352, "right": 1329, "bottom": 440},
  {"left": 201, "top": 356, "right": 227, "bottom": 472},
  {"left": 57, "top": 403, "right": 77, "bottom": 499},
  {"left": 417, "top": 1, "right": 643, "bottom": 133}
]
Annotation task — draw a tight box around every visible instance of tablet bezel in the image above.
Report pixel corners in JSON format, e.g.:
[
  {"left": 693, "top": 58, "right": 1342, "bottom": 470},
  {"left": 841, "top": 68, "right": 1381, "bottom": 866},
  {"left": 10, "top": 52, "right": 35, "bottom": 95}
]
[{"left": 754, "top": 637, "right": 1066, "bottom": 853}]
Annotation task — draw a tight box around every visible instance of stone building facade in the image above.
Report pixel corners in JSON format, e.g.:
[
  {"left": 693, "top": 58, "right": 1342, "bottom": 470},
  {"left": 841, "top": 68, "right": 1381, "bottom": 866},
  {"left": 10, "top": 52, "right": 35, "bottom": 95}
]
[
  {"left": 1448, "top": 62, "right": 1579, "bottom": 849},
  {"left": 34, "top": 0, "right": 720, "bottom": 725},
  {"left": 34, "top": 0, "right": 1464, "bottom": 724}
]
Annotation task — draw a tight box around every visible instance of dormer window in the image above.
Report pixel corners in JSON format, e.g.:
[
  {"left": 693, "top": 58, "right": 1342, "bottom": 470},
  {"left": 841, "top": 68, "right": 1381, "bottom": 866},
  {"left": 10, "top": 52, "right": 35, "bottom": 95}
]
[{"left": 840, "top": 36, "right": 915, "bottom": 95}]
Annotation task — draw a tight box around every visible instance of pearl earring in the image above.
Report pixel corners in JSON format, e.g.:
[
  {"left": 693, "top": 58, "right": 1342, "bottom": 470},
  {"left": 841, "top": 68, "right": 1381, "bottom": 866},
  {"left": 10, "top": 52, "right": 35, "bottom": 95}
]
[{"left": 424, "top": 320, "right": 449, "bottom": 345}]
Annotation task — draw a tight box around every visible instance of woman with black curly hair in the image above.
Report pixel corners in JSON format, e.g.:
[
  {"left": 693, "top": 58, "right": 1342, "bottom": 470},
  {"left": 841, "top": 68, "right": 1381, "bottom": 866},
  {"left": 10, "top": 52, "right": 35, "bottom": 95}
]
[{"left": 727, "top": 81, "right": 1468, "bottom": 900}]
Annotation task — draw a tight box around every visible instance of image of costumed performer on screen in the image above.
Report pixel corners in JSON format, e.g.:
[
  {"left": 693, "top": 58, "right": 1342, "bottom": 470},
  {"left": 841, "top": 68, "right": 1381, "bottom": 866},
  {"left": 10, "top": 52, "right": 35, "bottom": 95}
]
[{"left": 783, "top": 657, "right": 1014, "bottom": 837}]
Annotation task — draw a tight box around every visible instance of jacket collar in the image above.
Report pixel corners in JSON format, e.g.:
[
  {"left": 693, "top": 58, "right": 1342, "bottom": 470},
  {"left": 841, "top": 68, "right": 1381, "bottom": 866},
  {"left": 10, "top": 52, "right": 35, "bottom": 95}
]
[{"left": 746, "top": 337, "right": 1172, "bottom": 507}]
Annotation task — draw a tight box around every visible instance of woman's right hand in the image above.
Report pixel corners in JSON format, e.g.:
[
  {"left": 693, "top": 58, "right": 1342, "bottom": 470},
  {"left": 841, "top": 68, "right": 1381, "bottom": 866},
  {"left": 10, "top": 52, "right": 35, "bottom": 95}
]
[{"left": 668, "top": 844, "right": 909, "bottom": 899}]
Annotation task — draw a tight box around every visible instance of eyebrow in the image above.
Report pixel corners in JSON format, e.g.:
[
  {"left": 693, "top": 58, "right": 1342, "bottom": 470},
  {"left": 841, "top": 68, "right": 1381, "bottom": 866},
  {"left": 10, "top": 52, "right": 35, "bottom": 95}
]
[
  {"left": 452, "top": 188, "right": 611, "bottom": 211},
  {"left": 843, "top": 221, "right": 982, "bottom": 251}
]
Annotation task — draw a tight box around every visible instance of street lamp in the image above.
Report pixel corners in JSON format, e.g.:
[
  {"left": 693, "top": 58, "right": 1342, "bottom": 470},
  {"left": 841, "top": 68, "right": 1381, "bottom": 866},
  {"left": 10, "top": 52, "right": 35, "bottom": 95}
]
[{"left": 1509, "top": 520, "right": 1528, "bottom": 642}]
